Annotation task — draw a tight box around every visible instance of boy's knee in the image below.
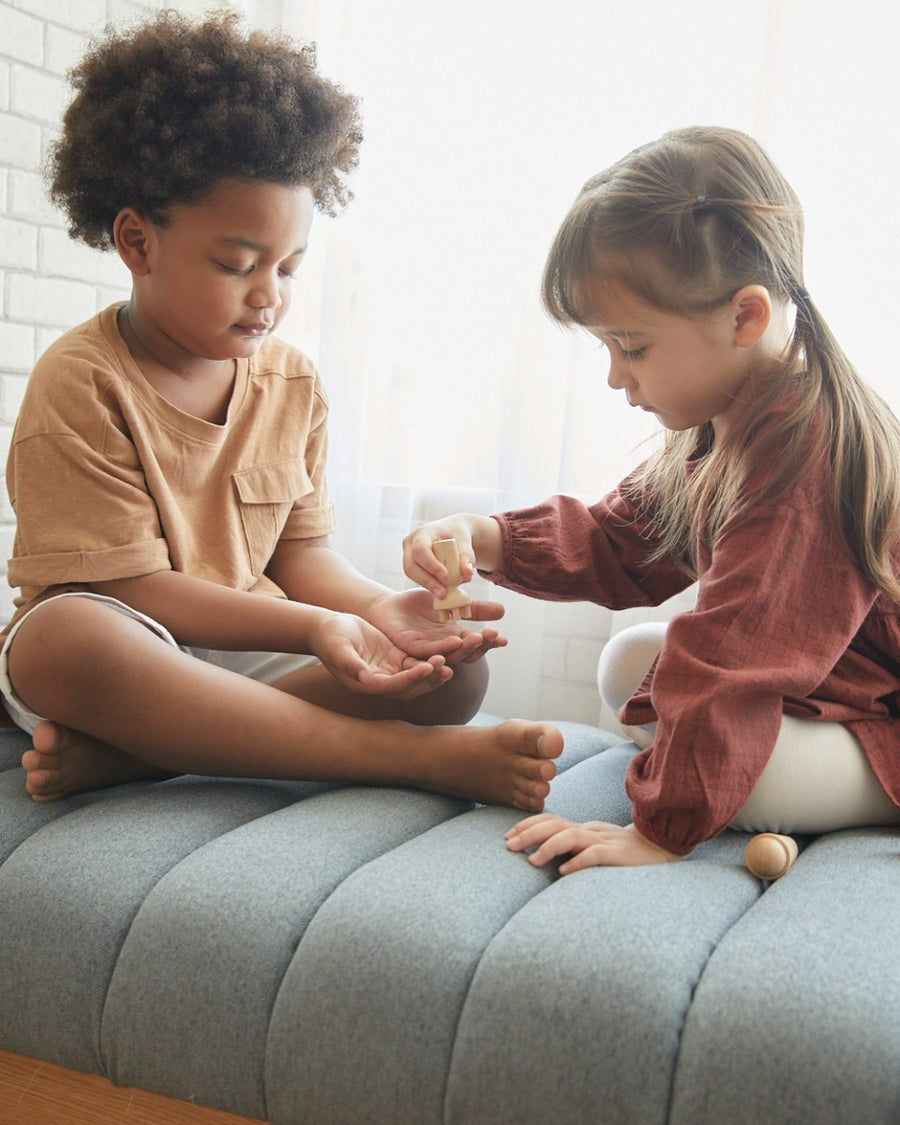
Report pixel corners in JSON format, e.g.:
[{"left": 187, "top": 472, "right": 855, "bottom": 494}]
[
  {"left": 447, "top": 656, "right": 489, "bottom": 722},
  {"left": 12, "top": 596, "right": 103, "bottom": 654},
  {"left": 6, "top": 597, "right": 126, "bottom": 705},
  {"left": 415, "top": 656, "right": 488, "bottom": 726}
]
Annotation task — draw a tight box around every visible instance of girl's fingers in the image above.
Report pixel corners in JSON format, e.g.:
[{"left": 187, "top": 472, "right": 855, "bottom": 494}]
[
  {"left": 557, "top": 846, "right": 613, "bottom": 875},
  {"left": 403, "top": 536, "right": 449, "bottom": 588},
  {"left": 504, "top": 812, "right": 553, "bottom": 840},
  {"left": 526, "top": 827, "right": 590, "bottom": 866},
  {"left": 505, "top": 814, "right": 577, "bottom": 848}
]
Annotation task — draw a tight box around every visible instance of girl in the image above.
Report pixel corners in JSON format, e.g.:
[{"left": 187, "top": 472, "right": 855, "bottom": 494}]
[
  {"left": 403, "top": 126, "right": 900, "bottom": 868},
  {"left": 2, "top": 11, "right": 562, "bottom": 811}
]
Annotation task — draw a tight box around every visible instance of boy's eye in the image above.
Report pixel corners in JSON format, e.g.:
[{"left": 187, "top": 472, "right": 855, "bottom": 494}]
[
  {"left": 214, "top": 259, "right": 300, "bottom": 280},
  {"left": 215, "top": 260, "right": 253, "bottom": 276},
  {"left": 279, "top": 254, "right": 305, "bottom": 280}
]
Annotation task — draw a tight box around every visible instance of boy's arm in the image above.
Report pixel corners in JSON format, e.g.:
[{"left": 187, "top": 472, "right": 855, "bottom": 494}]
[
  {"left": 89, "top": 568, "right": 450, "bottom": 696},
  {"left": 89, "top": 569, "right": 329, "bottom": 652},
  {"left": 265, "top": 536, "right": 390, "bottom": 618},
  {"left": 89, "top": 539, "right": 378, "bottom": 650}
]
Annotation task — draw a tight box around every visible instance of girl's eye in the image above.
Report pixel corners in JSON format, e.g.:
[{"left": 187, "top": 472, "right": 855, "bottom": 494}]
[{"left": 595, "top": 339, "right": 645, "bottom": 360}]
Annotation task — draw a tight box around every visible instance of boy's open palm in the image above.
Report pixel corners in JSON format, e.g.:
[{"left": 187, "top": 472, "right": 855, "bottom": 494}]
[
  {"left": 367, "top": 589, "right": 507, "bottom": 665},
  {"left": 312, "top": 612, "right": 452, "bottom": 699}
]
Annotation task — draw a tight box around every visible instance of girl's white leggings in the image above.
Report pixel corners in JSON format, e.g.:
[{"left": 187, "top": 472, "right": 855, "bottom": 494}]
[{"left": 598, "top": 622, "right": 900, "bottom": 834}]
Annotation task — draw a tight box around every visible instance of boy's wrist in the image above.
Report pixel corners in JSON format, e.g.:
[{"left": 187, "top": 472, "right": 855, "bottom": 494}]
[{"left": 345, "top": 584, "right": 393, "bottom": 625}]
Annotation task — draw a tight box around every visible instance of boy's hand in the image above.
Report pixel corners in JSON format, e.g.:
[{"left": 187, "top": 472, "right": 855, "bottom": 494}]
[
  {"left": 366, "top": 588, "right": 507, "bottom": 664},
  {"left": 311, "top": 611, "right": 452, "bottom": 699},
  {"left": 504, "top": 815, "right": 681, "bottom": 872}
]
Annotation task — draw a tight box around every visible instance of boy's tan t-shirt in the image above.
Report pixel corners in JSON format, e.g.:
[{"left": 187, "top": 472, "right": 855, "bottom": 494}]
[{"left": 5, "top": 304, "right": 336, "bottom": 631}]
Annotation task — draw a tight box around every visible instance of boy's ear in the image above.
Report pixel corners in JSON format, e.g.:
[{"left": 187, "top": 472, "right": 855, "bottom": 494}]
[
  {"left": 730, "top": 284, "right": 772, "bottom": 346},
  {"left": 113, "top": 208, "right": 154, "bottom": 275}
]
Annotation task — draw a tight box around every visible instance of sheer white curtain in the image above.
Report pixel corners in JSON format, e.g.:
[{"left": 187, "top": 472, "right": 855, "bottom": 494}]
[{"left": 245, "top": 0, "right": 899, "bottom": 719}]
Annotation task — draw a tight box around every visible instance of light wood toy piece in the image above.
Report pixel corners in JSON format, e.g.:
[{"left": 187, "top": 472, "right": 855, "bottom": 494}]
[
  {"left": 432, "top": 538, "right": 473, "bottom": 623},
  {"left": 744, "top": 833, "right": 799, "bottom": 881}
]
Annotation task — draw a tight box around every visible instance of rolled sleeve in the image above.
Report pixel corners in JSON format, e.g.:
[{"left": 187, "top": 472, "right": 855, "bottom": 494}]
[{"left": 8, "top": 430, "right": 170, "bottom": 587}]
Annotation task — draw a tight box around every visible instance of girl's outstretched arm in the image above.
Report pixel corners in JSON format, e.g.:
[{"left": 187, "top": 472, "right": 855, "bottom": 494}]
[{"left": 505, "top": 813, "right": 682, "bottom": 872}]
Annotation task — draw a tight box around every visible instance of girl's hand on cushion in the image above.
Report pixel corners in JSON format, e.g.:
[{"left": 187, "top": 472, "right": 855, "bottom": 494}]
[{"left": 505, "top": 814, "right": 681, "bottom": 872}]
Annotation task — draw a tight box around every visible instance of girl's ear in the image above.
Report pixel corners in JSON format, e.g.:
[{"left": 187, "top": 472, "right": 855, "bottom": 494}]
[
  {"left": 113, "top": 208, "right": 153, "bottom": 276},
  {"left": 730, "top": 284, "right": 772, "bottom": 347}
]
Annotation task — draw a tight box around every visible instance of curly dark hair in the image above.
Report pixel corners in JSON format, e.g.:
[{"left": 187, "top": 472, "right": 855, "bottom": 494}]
[{"left": 47, "top": 9, "right": 363, "bottom": 249}]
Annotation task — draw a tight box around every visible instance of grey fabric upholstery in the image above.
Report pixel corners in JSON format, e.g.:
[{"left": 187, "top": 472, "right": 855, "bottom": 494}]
[{"left": 1, "top": 720, "right": 898, "bottom": 1123}]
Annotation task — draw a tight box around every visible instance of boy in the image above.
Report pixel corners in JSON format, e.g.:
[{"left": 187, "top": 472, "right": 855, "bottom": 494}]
[{"left": 2, "top": 12, "right": 561, "bottom": 809}]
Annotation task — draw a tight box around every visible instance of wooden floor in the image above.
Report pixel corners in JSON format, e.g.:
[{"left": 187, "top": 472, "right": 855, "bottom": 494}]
[{"left": 0, "top": 1051, "right": 267, "bottom": 1125}]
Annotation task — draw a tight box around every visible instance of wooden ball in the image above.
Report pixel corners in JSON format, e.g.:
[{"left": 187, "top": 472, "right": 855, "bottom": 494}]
[{"left": 744, "top": 833, "right": 798, "bottom": 881}]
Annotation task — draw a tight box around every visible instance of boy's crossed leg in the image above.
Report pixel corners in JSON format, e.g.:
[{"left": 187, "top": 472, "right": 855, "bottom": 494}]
[
  {"left": 23, "top": 722, "right": 176, "bottom": 801},
  {"left": 7, "top": 595, "right": 561, "bottom": 809}
]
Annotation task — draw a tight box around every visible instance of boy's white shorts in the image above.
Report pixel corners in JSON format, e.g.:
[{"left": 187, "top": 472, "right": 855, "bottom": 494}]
[{"left": 0, "top": 591, "right": 318, "bottom": 736}]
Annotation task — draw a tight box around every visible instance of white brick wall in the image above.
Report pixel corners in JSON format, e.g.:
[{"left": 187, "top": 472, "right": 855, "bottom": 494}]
[
  {"left": 0, "top": 0, "right": 164, "bottom": 622},
  {"left": 0, "top": 0, "right": 306, "bottom": 628}
]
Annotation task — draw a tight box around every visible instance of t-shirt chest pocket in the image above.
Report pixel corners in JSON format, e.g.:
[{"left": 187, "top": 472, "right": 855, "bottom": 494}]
[{"left": 233, "top": 460, "right": 312, "bottom": 576}]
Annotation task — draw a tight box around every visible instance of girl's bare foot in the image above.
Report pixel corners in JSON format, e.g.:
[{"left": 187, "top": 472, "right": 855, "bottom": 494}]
[
  {"left": 22, "top": 721, "right": 174, "bottom": 802},
  {"left": 415, "top": 719, "right": 563, "bottom": 811}
]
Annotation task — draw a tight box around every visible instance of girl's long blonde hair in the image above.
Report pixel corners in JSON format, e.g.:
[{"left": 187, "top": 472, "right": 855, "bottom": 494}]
[{"left": 542, "top": 126, "right": 900, "bottom": 601}]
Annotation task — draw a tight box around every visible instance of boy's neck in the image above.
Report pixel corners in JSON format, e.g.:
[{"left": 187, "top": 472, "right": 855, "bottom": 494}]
[
  {"left": 117, "top": 304, "right": 237, "bottom": 425},
  {"left": 117, "top": 302, "right": 234, "bottom": 383}
]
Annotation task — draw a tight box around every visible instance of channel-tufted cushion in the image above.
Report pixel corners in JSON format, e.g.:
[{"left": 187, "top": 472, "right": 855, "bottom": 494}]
[{"left": 2, "top": 720, "right": 899, "bottom": 1124}]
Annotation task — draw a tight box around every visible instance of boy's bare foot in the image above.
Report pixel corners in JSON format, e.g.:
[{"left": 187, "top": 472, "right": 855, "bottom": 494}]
[
  {"left": 22, "top": 721, "right": 174, "bottom": 802},
  {"left": 416, "top": 719, "right": 563, "bottom": 812},
  {"left": 20, "top": 717, "right": 562, "bottom": 811}
]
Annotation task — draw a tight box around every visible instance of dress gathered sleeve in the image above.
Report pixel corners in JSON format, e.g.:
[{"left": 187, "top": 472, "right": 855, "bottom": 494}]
[
  {"left": 624, "top": 477, "right": 880, "bottom": 855},
  {"left": 487, "top": 484, "right": 692, "bottom": 608}
]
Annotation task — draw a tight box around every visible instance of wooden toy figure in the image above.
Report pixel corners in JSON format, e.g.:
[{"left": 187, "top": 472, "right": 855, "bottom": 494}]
[
  {"left": 432, "top": 539, "right": 473, "bottom": 623},
  {"left": 744, "top": 833, "right": 799, "bottom": 881}
]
